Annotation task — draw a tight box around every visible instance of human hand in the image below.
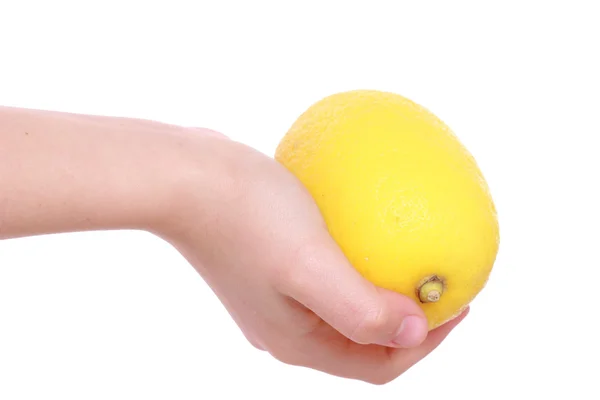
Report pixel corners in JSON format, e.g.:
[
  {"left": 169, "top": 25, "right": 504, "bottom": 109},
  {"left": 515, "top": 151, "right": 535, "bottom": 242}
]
[
  {"left": 0, "top": 107, "right": 466, "bottom": 384},
  {"left": 0, "top": 107, "right": 465, "bottom": 384},
  {"left": 156, "top": 130, "right": 469, "bottom": 385}
]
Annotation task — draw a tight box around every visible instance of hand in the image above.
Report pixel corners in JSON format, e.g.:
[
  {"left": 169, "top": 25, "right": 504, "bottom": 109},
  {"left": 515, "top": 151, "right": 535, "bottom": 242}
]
[
  {"left": 0, "top": 107, "right": 466, "bottom": 385},
  {"left": 157, "top": 131, "right": 469, "bottom": 385}
]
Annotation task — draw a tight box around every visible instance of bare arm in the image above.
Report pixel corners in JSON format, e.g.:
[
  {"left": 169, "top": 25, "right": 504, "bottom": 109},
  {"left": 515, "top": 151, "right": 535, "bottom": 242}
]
[{"left": 0, "top": 106, "right": 209, "bottom": 239}]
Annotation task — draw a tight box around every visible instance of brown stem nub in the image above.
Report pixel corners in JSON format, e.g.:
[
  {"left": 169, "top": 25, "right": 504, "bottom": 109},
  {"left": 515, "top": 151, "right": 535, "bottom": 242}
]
[{"left": 417, "top": 276, "right": 444, "bottom": 303}]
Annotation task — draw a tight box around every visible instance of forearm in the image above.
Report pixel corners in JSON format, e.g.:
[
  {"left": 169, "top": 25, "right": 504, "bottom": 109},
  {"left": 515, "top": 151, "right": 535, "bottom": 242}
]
[{"left": 0, "top": 106, "right": 207, "bottom": 239}]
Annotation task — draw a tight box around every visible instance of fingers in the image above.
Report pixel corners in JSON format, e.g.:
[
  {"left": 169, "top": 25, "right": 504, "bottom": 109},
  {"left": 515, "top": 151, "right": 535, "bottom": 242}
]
[
  {"left": 241, "top": 330, "right": 266, "bottom": 351},
  {"left": 389, "top": 306, "right": 470, "bottom": 373},
  {"left": 271, "top": 307, "right": 469, "bottom": 385},
  {"left": 276, "top": 236, "right": 429, "bottom": 349}
]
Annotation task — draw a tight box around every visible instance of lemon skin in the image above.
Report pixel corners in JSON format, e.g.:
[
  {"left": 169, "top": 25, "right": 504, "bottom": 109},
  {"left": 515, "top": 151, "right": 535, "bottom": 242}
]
[{"left": 275, "top": 90, "right": 500, "bottom": 330}]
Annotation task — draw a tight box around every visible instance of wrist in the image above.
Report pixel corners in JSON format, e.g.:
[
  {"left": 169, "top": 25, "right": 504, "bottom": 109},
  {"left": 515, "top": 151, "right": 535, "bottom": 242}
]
[
  {"left": 148, "top": 128, "right": 268, "bottom": 244},
  {"left": 141, "top": 127, "right": 244, "bottom": 239}
]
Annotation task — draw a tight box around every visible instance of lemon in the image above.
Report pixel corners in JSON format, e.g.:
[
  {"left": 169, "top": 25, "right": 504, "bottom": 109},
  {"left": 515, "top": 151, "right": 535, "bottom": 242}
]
[{"left": 275, "top": 90, "right": 499, "bottom": 330}]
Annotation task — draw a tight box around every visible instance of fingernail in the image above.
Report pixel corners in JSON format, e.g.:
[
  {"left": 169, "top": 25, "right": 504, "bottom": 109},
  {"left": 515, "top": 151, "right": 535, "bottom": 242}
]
[{"left": 391, "top": 315, "right": 428, "bottom": 348}]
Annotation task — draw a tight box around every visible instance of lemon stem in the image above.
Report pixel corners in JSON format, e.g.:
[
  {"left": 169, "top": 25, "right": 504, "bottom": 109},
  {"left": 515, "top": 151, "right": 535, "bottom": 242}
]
[{"left": 418, "top": 276, "right": 444, "bottom": 303}]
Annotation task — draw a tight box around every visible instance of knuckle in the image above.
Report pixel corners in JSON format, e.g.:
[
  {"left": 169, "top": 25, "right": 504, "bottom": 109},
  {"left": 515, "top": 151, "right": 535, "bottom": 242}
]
[
  {"left": 266, "top": 339, "right": 310, "bottom": 367},
  {"left": 361, "top": 363, "right": 400, "bottom": 385},
  {"left": 364, "top": 372, "right": 397, "bottom": 386},
  {"left": 247, "top": 338, "right": 266, "bottom": 351},
  {"left": 269, "top": 347, "right": 305, "bottom": 367}
]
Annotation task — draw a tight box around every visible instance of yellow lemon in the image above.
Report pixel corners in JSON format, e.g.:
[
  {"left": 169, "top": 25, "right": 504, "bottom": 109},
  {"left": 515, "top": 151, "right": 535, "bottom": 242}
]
[{"left": 275, "top": 90, "right": 499, "bottom": 330}]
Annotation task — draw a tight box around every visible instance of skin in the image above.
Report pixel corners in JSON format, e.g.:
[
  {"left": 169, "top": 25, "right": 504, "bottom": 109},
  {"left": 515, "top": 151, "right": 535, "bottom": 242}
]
[{"left": 0, "top": 105, "right": 468, "bottom": 385}]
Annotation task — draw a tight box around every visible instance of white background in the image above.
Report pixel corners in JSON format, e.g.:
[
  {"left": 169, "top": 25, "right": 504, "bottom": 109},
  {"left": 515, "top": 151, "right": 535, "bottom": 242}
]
[{"left": 1, "top": 1, "right": 598, "bottom": 398}]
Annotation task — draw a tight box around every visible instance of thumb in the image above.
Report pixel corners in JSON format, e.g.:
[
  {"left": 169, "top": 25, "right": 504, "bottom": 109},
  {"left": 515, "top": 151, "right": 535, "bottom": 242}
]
[{"left": 278, "top": 237, "right": 429, "bottom": 348}]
